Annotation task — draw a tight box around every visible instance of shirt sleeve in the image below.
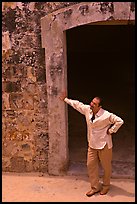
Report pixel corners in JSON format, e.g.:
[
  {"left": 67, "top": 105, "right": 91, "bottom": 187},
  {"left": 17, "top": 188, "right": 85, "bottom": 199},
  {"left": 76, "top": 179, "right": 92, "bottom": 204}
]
[
  {"left": 64, "top": 98, "right": 88, "bottom": 115},
  {"left": 108, "top": 113, "right": 124, "bottom": 134}
]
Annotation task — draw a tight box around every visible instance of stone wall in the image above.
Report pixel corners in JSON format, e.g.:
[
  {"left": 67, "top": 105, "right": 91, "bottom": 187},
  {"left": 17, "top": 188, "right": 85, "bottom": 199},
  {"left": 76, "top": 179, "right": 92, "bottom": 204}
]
[{"left": 2, "top": 2, "right": 79, "bottom": 173}]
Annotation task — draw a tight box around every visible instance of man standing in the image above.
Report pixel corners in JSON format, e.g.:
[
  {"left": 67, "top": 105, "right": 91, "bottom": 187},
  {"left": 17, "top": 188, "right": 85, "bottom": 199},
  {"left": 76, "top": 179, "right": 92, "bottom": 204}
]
[{"left": 59, "top": 92, "right": 124, "bottom": 196}]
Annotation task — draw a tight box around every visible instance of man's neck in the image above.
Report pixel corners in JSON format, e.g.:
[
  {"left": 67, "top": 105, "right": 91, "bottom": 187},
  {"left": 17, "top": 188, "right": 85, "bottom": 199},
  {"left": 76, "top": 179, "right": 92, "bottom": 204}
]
[{"left": 93, "top": 107, "right": 101, "bottom": 115}]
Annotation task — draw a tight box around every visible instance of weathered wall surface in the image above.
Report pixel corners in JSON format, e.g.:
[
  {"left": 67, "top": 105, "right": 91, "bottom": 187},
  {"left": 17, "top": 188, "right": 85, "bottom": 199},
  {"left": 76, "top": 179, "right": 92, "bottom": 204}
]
[
  {"left": 2, "top": 2, "right": 135, "bottom": 173},
  {"left": 2, "top": 2, "right": 79, "bottom": 173}
]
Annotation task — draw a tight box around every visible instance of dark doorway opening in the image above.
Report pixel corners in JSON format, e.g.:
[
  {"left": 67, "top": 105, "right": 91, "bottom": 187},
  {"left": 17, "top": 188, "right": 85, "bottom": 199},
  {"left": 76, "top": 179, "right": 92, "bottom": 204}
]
[{"left": 66, "top": 24, "right": 135, "bottom": 176}]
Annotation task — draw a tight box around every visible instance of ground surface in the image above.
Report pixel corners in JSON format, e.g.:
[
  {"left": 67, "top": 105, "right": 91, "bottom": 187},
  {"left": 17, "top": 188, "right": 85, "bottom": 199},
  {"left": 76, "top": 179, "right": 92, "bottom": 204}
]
[{"left": 2, "top": 172, "right": 135, "bottom": 202}]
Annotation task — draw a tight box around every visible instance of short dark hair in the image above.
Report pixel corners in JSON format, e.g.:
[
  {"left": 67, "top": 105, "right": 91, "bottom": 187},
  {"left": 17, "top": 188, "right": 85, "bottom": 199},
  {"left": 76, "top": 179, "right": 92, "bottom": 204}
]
[{"left": 94, "top": 96, "right": 103, "bottom": 106}]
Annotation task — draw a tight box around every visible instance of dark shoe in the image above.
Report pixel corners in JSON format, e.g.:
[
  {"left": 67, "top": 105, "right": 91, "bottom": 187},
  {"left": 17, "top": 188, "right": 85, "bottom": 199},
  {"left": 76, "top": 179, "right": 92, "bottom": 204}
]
[
  {"left": 100, "top": 187, "right": 109, "bottom": 195},
  {"left": 86, "top": 188, "right": 100, "bottom": 197}
]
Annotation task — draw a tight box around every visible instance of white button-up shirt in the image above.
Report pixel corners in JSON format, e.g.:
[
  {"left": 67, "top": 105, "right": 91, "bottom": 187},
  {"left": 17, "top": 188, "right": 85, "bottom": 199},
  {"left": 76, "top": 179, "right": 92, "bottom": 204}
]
[{"left": 64, "top": 98, "right": 124, "bottom": 149}]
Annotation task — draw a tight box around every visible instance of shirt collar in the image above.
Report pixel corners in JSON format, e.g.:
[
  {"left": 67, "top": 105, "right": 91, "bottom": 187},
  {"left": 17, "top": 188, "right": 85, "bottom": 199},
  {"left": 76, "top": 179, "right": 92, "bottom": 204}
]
[{"left": 96, "top": 108, "right": 104, "bottom": 117}]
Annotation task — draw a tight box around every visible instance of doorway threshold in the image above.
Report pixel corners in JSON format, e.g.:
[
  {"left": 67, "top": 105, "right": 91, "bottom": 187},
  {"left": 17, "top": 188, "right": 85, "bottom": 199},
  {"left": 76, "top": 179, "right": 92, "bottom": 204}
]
[{"left": 67, "top": 160, "right": 135, "bottom": 179}]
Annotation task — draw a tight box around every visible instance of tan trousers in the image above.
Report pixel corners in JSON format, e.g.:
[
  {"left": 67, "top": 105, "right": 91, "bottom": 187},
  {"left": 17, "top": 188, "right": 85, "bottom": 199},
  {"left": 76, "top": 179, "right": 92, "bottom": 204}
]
[{"left": 87, "top": 144, "right": 112, "bottom": 190}]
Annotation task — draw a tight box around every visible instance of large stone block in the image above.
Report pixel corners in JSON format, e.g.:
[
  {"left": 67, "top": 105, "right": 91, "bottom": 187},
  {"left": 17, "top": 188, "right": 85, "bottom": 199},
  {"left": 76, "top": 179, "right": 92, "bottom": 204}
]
[
  {"left": 10, "top": 156, "right": 33, "bottom": 172},
  {"left": 9, "top": 93, "right": 34, "bottom": 110},
  {"left": 3, "top": 81, "right": 21, "bottom": 93}
]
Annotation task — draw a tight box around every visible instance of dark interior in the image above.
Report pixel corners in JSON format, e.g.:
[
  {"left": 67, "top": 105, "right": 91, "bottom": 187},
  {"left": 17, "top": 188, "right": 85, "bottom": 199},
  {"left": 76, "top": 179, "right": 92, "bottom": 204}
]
[{"left": 66, "top": 24, "right": 135, "bottom": 167}]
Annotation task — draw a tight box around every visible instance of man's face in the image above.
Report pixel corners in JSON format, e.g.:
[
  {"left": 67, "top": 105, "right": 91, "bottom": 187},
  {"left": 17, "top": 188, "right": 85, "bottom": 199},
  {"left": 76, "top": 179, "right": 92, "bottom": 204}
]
[{"left": 90, "top": 97, "right": 101, "bottom": 112}]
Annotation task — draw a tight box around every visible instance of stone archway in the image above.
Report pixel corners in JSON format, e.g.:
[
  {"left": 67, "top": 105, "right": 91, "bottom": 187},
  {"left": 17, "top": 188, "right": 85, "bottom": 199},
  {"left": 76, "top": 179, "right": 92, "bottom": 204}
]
[{"left": 41, "top": 2, "right": 135, "bottom": 175}]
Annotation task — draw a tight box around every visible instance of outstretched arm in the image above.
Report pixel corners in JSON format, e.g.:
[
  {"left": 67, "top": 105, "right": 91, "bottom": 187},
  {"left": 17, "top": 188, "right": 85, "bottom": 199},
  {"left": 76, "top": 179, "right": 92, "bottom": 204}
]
[{"left": 59, "top": 91, "right": 88, "bottom": 115}]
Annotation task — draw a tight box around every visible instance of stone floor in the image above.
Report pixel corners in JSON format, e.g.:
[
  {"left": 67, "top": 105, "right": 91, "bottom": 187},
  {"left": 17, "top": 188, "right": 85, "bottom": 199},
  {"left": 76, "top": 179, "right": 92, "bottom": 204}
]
[{"left": 2, "top": 172, "right": 135, "bottom": 202}]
